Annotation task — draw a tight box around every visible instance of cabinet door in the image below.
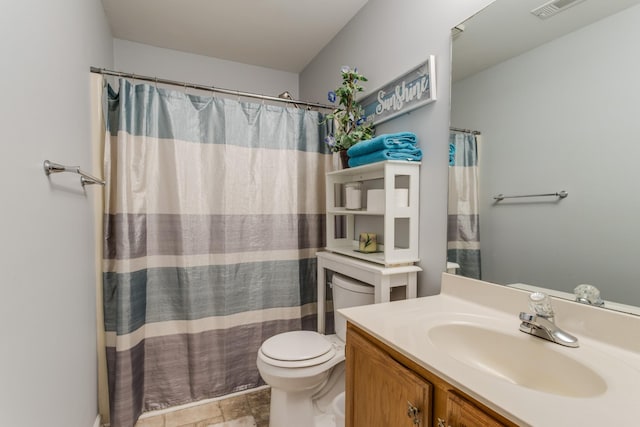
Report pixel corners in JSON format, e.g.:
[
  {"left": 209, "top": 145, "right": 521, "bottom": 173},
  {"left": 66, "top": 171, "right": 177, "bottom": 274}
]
[
  {"left": 347, "top": 329, "right": 432, "bottom": 427},
  {"left": 445, "top": 392, "right": 508, "bottom": 427}
]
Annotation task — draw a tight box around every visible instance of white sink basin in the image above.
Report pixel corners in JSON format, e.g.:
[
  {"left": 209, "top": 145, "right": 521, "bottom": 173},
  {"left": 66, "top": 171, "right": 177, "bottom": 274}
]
[{"left": 428, "top": 323, "right": 607, "bottom": 397}]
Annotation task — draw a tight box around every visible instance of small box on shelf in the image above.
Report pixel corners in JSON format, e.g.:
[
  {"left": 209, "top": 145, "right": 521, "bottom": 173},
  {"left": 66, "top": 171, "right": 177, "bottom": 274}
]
[{"left": 358, "top": 233, "right": 377, "bottom": 252}]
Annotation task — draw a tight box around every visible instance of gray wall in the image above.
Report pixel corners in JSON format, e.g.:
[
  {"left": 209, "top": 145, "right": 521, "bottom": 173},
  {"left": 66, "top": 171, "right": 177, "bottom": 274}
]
[
  {"left": 451, "top": 5, "right": 640, "bottom": 305},
  {"left": 300, "top": 0, "right": 494, "bottom": 295},
  {"left": 0, "top": 2, "right": 508, "bottom": 423},
  {"left": 0, "top": 1, "right": 113, "bottom": 426},
  {"left": 114, "top": 39, "right": 300, "bottom": 98}
]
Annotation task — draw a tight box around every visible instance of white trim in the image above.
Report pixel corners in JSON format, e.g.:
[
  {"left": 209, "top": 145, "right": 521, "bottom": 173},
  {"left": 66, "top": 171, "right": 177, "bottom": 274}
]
[{"left": 92, "top": 414, "right": 101, "bottom": 427}]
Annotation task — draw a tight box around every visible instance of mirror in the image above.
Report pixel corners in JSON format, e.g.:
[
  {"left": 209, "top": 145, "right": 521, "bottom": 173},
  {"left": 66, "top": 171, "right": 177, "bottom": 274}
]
[{"left": 449, "top": 0, "right": 640, "bottom": 314}]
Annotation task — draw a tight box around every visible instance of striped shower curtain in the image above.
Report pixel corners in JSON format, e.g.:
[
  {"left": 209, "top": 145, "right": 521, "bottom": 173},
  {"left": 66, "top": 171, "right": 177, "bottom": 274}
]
[
  {"left": 447, "top": 131, "right": 481, "bottom": 279},
  {"left": 102, "top": 79, "right": 330, "bottom": 427}
]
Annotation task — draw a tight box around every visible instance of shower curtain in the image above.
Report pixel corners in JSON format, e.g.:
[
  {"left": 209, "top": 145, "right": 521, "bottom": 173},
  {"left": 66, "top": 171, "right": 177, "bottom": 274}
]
[
  {"left": 447, "top": 131, "right": 481, "bottom": 279},
  {"left": 102, "top": 79, "right": 330, "bottom": 427}
]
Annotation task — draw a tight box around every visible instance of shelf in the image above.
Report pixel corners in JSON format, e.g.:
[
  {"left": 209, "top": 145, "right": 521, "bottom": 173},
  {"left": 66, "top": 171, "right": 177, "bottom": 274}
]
[
  {"left": 325, "top": 161, "right": 420, "bottom": 266},
  {"left": 326, "top": 247, "right": 387, "bottom": 264},
  {"left": 325, "top": 240, "right": 419, "bottom": 266},
  {"left": 328, "top": 207, "right": 413, "bottom": 218},
  {"left": 326, "top": 160, "right": 422, "bottom": 177},
  {"left": 327, "top": 208, "right": 384, "bottom": 216},
  {"left": 316, "top": 251, "right": 422, "bottom": 333},
  {"left": 325, "top": 247, "right": 419, "bottom": 266}
]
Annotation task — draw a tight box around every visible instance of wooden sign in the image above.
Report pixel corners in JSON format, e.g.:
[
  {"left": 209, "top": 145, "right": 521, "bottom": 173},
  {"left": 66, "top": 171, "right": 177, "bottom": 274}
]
[{"left": 360, "top": 55, "right": 437, "bottom": 126}]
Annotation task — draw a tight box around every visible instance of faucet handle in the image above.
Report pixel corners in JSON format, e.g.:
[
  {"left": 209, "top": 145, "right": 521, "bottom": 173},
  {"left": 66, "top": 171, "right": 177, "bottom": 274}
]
[
  {"left": 529, "top": 292, "right": 554, "bottom": 318},
  {"left": 519, "top": 312, "right": 536, "bottom": 323},
  {"left": 574, "top": 284, "right": 604, "bottom": 307}
]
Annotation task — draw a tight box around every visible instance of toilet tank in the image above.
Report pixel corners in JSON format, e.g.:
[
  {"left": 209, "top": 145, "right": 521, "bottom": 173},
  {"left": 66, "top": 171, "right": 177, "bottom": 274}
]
[{"left": 331, "top": 274, "right": 375, "bottom": 341}]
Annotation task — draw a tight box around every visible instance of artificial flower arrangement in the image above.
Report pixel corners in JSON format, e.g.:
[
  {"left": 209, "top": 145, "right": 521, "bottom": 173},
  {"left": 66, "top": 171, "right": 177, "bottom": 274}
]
[{"left": 324, "top": 66, "right": 375, "bottom": 154}]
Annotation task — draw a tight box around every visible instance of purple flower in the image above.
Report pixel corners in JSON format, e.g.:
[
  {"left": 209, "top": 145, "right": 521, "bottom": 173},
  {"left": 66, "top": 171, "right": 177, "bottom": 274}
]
[
  {"left": 325, "top": 136, "right": 336, "bottom": 147},
  {"left": 356, "top": 116, "right": 366, "bottom": 126},
  {"left": 328, "top": 91, "right": 337, "bottom": 103},
  {"left": 341, "top": 66, "right": 350, "bottom": 74}
]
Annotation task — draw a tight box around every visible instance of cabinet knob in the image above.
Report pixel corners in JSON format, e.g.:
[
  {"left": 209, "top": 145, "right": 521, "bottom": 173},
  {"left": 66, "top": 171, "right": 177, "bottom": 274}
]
[
  {"left": 436, "top": 418, "right": 447, "bottom": 427},
  {"left": 407, "top": 401, "right": 421, "bottom": 425}
]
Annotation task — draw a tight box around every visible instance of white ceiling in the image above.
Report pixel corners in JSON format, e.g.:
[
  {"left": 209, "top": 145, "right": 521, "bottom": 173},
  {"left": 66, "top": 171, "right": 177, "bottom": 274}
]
[
  {"left": 101, "top": 0, "right": 369, "bottom": 73},
  {"left": 452, "top": 0, "right": 640, "bottom": 82}
]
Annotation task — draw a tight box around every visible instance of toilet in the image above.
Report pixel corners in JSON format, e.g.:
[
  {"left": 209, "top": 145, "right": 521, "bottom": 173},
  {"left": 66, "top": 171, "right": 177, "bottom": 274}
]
[{"left": 256, "top": 274, "right": 375, "bottom": 427}]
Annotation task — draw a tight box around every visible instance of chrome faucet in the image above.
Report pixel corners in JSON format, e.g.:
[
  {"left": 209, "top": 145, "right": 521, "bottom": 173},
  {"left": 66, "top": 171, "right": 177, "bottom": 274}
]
[{"left": 519, "top": 292, "right": 579, "bottom": 348}]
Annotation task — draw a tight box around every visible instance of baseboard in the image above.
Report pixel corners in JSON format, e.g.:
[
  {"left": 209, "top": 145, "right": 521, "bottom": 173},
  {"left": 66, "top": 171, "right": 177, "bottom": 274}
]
[{"left": 93, "top": 414, "right": 101, "bottom": 427}]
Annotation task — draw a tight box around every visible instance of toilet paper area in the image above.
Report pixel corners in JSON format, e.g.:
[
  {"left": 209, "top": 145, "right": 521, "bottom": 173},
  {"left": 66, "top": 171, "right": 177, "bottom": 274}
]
[{"left": 345, "top": 184, "right": 361, "bottom": 209}]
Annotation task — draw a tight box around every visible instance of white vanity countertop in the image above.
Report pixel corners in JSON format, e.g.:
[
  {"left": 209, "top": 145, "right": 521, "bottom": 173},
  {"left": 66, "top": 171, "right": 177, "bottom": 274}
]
[{"left": 339, "top": 273, "right": 640, "bottom": 426}]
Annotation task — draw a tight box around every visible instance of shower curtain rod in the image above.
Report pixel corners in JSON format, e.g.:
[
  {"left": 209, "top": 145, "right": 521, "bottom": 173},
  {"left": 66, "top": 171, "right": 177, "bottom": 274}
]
[
  {"left": 90, "top": 67, "right": 334, "bottom": 111},
  {"left": 450, "top": 127, "right": 481, "bottom": 135}
]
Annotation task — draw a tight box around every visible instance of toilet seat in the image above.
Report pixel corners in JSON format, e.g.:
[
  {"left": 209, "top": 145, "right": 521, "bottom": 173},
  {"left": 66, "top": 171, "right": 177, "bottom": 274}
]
[
  {"left": 259, "top": 331, "right": 336, "bottom": 368},
  {"left": 256, "top": 274, "right": 374, "bottom": 427}
]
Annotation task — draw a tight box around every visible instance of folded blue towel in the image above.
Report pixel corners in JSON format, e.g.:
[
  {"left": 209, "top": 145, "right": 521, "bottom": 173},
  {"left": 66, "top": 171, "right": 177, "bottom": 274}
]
[
  {"left": 348, "top": 148, "right": 423, "bottom": 168},
  {"left": 347, "top": 132, "right": 418, "bottom": 158}
]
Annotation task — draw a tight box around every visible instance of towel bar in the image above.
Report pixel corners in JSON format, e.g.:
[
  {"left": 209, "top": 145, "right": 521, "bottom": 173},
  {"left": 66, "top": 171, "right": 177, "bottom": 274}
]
[
  {"left": 493, "top": 191, "right": 567, "bottom": 201},
  {"left": 43, "top": 160, "right": 105, "bottom": 187}
]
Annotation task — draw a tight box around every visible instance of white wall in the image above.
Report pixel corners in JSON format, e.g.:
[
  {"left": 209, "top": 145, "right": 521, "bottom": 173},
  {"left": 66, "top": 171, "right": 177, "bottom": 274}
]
[
  {"left": 0, "top": 2, "right": 506, "bottom": 422},
  {"left": 0, "top": 1, "right": 113, "bottom": 426},
  {"left": 300, "top": 0, "right": 495, "bottom": 295},
  {"left": 451, "top": 4, "right": 640, "bottom": 306},
  {"left": 114, "top": 39, "right": 300, "bottom": 98}
]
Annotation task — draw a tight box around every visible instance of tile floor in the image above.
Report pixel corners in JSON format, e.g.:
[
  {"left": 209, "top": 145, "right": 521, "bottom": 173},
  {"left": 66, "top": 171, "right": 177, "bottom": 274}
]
[{"left": 134, "top": 387, "right": 270, "bottom": 427}]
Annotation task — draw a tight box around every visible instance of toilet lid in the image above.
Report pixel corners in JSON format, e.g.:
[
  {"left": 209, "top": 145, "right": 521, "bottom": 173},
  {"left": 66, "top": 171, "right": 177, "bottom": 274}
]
[{"left": 261, "top": 331, "right": 333, "bottom": 362}]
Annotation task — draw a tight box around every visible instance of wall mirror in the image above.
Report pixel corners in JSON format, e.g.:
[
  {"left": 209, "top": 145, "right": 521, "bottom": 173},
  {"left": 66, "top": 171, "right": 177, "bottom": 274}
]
[{"left": 449, "top": 0, "right": 640, "bottom": 314}]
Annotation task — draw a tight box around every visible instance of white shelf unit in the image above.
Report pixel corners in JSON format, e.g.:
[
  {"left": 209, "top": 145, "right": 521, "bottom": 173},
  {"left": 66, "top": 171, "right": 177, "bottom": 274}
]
[
  {"left": 325, "top": 160, "right": 420, "bottom": 266},
  {"left": 316, "top": 251, "right": 421, "bottom": 333}
]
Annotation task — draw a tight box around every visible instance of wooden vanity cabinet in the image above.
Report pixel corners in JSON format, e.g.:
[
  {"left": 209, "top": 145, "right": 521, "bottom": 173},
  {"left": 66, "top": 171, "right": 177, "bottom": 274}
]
[
  {"left": 346, "top": 323, "right": 518, "bottom": 427},
  {"left": 446, "top": 392, "right": 508, "bottom": 427},
  {"left": 346, "top": 322, "right": 432, "bottom": 426}
]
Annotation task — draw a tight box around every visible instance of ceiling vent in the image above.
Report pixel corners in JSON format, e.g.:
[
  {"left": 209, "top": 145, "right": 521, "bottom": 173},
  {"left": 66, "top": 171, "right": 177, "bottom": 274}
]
[{"left": 531, "top": 0, "right": 587, "bottom": 19}]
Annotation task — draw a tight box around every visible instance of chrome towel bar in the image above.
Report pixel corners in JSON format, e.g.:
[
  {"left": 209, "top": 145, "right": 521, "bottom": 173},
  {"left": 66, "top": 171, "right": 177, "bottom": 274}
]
[
  {"left": 494, "top": 190, "right": 568, "bottom": 201},
  {"left": 43, "top": 160, "right": 105, "bottom": 187}
]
